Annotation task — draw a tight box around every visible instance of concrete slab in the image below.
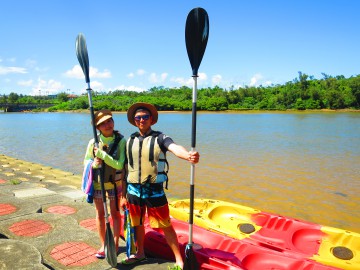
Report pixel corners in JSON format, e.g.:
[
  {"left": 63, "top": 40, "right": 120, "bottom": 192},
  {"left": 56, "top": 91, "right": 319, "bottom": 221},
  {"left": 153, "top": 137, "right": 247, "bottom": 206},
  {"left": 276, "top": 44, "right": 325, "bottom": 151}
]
[
  {"left": 0, "top": 195, "right": 41, "bottom": 222},
  {"left": 0, "top": 239, "right": 48, "bottom": 270},
  {"left": 14, "top": 188, "right": 57, "bottom": 198},
  {"left": 59, "top": 189, "right": 86, "bottom": 200}
]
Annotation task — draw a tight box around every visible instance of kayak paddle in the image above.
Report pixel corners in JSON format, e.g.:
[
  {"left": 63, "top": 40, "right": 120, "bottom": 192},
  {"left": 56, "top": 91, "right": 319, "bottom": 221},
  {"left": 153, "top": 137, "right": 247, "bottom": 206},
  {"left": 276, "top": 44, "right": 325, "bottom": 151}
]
[
  {"left": 75, "top": 33, "right": 117, "bottom": 267},
  {"left": 184, "top": 7, "right": 209, "bottom": 270}
]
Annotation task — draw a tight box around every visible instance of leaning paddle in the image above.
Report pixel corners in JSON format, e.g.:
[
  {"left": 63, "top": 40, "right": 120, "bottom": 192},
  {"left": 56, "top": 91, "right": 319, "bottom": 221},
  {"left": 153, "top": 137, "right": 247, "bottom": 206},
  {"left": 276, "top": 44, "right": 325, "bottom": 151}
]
[
  {"left": 184, "top": 7, "right": 209, "bottom": 270},
  {"left": 75, "top": 33, "right": 117, "bottom": 267}
]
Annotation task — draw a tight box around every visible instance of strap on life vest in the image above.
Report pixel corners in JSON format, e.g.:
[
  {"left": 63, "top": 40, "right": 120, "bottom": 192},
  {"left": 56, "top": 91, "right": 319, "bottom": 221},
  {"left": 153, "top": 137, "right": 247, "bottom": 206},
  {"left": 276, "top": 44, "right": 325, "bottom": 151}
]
[
  {"left": 109, "top": 131, "right": 123, "bottom": 211},
  {"left": 127, "top": 132, "right": 139, "bottom": 168}
]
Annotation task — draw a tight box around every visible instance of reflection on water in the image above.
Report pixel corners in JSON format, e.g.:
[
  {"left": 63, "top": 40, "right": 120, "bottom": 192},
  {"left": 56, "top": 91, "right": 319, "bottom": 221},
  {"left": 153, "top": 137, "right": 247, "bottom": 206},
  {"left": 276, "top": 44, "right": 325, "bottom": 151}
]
[{"left": 1, "top": 111, "right": 359, "bottom": 231}]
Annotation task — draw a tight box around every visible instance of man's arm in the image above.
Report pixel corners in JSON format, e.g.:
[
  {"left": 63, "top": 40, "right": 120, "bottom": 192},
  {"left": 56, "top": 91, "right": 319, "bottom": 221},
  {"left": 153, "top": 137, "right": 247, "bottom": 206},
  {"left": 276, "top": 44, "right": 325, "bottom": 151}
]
[{"left": 167, "top": 143, "right": 200, "bottom": 164}]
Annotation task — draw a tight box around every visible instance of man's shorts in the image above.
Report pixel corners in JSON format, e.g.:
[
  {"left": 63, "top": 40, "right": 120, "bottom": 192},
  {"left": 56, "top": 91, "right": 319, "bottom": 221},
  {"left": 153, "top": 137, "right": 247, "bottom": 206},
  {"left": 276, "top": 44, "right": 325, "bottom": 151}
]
[{"left": 126, "top": 183, "right": 171, "bottom": 228}]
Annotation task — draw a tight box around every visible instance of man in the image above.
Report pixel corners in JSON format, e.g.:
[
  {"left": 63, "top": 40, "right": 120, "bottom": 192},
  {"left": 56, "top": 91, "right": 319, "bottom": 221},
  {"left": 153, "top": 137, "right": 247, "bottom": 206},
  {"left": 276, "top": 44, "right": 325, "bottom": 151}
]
[{"left": 120, "top": 102, "right": 199, "bottom": 270}]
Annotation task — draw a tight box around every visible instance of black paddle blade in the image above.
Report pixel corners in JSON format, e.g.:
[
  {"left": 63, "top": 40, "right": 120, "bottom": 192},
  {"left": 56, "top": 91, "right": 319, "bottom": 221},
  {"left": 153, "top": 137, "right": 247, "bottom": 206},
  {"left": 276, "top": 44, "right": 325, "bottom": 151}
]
[
  {"left": 185, "top": 7, "right": 209, "bottom": 76},
  {"left": 183, "top": 245, "right": 199, "bottom": 270},
  {"left": 104, "top": 222, "right": 117, "bottom": 267},
  {"left": 75, "top": 33, "right": 90, "bottom": 83}
]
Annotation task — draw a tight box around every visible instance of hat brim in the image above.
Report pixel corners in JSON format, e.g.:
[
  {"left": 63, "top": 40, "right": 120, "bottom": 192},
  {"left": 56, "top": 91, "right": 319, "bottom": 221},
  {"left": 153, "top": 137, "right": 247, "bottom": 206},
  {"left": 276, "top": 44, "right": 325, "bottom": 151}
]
[
  {"left": 96, "top": 114, "right": 112, "bottom": 126},
  {"left": 127, "top": 102, "right": 158, "bottom": 126}
]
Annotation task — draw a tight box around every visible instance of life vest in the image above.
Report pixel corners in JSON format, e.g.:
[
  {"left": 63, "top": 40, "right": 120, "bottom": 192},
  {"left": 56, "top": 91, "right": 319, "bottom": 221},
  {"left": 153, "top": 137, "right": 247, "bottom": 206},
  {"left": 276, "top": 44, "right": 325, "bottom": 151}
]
[
  {"left": 127, "top": 131, "right": 169, "bottom": 188},
  {"left": 93, "top": 131, "right": 123, "bottom": 184}
]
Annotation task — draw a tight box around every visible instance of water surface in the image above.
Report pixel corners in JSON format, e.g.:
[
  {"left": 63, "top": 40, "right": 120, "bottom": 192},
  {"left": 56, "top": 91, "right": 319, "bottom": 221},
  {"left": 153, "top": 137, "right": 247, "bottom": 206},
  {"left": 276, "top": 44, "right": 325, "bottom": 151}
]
[{"left": 1, "top": 111, "right": 359, "bottom": 231}]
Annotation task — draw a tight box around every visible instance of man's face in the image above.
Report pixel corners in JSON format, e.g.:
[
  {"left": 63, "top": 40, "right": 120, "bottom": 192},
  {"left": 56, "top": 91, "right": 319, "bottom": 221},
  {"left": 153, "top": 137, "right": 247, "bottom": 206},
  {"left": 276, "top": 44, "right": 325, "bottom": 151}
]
[{"left": 134, "top": 110, "right": 152, "bottom": 132}]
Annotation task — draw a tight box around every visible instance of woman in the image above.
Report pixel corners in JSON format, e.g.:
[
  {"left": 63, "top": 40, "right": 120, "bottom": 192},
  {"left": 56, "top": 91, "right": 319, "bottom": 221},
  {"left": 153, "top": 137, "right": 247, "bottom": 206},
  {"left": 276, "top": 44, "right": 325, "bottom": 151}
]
[{"left": 83, "top": 109, "right": 126, "bottom": 258}]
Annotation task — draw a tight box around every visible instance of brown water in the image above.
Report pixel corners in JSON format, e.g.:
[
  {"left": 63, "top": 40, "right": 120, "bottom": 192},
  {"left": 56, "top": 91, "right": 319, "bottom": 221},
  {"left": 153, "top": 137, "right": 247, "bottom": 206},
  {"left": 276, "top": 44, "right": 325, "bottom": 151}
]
[{"left": 1, "top": 111, "right": 359, "bottom": 232}]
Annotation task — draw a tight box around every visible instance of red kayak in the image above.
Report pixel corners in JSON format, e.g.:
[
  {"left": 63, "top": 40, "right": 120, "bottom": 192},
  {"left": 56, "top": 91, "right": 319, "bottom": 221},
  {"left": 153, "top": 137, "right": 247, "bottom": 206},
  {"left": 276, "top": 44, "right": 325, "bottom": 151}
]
[{"left": 120, "top": 214, "right": 341, "bottom": 270}]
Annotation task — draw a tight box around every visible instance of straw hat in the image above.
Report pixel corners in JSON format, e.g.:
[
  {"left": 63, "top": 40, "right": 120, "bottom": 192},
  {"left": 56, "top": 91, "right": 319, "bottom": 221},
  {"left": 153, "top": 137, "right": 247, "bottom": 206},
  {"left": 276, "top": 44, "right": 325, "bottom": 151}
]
[
  {"left": 93, "top": 109, "right": 113, "bottom": 126},
  {"left": 127, "top": 102, "right": 158, "bottom": 126}
]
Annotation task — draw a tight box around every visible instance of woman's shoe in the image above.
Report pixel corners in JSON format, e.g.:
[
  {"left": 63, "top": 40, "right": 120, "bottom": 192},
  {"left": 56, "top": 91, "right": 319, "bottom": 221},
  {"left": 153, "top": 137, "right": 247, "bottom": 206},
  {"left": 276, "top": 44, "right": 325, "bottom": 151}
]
[{"left": 95, "top": 250, "right": 105, "bottom": 259}]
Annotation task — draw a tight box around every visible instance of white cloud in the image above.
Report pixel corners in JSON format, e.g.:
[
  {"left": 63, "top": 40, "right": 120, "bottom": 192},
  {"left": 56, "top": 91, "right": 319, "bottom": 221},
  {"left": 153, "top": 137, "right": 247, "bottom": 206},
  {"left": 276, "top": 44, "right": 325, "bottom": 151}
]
[
  {"left": 112, "top": 85, "right": 145, "bottom": 92},
  {"left": 0, "top": 66, "right": 27, "bottom": 75},
  {"left": 171, "top": 72, "right": 208, "bottom": 87},
  {"left": 171, "top": 77, "right": 193, "bottom": 87},
  {"left": 127, "top": 72, "right": 135, "bottom": 78},
  {"left": 64, "top": 65, "right": 85, "bottom": 79},
  {"left": 249, "top": 74, "right": 272, "bottom": 87},
  {"left": 264, "top": 80, "right": 272, "bottom": 86},
  {"left": 249, "top": 74, "right": 263, "bottom": 86},
  {"left": 30, "top": 78, "right": 64, "bottom": 95},
  {"left": 91, "top": 67, "right": 111, "bottom": 79},
  {"left": 64, "top": 65, "right": 112, "bottom": 79},
  {"left": 212, "top": 74, "right": 222, "bottom": 85},
  {"left": 90, "top": 81, "right": 104, "bottom": 90},
  {"left": 137, "top": 69, "right": 146, "bottom": 76},
  {"left": 198, "top": 72, "right": 207, "bottom": 82},
  {"left": 149, "top": 72, "right": 168, "bottom": 84}
]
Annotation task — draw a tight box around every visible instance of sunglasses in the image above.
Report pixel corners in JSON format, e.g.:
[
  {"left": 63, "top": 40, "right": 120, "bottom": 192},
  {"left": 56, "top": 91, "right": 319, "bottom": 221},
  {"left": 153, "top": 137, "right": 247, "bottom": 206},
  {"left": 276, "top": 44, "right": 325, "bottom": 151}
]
[{"left": 134, "top": 115, "right": 150, "bottom": 121}]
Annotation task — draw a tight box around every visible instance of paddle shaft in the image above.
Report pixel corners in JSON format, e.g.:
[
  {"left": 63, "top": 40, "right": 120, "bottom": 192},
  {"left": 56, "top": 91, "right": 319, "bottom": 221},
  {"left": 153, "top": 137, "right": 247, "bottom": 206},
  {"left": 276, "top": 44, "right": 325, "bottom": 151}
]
[
  {"left": 189, "top": 75, "right": 198, "bottom": 245},
  {"left": 86, "top": 87, "right": 99, "bottom": 147}
]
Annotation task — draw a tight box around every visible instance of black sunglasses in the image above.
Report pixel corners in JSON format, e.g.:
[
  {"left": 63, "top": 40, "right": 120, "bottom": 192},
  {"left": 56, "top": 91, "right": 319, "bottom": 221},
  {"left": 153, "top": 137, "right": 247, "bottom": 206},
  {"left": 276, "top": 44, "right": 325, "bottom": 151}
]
[{"left": 134, "top": 115, "right": 150, "bottom": 121}]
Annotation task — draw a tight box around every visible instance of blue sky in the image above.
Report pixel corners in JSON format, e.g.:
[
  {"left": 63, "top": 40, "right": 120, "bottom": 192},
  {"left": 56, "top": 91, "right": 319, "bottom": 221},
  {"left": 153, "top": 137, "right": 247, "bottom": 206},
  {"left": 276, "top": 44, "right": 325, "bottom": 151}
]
[{"left": 1, "top": 1, "right": 359, "bottom": 96}]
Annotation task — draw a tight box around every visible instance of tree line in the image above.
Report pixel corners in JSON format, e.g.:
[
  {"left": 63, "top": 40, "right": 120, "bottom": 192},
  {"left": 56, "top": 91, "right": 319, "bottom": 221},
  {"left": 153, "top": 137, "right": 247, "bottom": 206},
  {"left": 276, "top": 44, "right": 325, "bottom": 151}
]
[{"left": 1, "top": 72, "right": 360, "bottom": 112}]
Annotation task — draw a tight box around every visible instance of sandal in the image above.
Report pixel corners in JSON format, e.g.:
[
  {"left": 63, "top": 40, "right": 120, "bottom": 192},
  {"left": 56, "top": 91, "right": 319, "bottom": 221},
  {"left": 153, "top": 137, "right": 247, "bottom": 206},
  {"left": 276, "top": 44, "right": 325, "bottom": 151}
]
[{"left": 121, "top": 255, "right": 146, "bottom": 265}]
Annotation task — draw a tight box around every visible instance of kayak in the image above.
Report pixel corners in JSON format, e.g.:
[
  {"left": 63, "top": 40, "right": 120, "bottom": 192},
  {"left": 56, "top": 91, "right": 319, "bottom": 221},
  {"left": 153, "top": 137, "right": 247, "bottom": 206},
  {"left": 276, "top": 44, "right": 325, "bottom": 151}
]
[
  {"left": 169, "top": 199, "right": 360, "bottom": 270},
  {"left": 120, "top": 213, "right": 341, "bottom": 270}
]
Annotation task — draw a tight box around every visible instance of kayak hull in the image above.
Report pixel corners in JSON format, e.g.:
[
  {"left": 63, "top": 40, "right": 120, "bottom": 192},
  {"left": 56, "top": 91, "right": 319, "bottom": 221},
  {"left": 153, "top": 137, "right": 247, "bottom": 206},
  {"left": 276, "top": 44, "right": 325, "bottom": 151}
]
[{"left": 169, "top": 198, "right": 360, "bottom": 270}]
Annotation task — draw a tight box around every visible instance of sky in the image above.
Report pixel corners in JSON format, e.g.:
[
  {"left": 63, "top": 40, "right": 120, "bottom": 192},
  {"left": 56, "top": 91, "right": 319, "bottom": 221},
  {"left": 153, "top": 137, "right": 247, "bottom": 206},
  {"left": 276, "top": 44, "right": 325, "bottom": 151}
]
[{"left": 1, "top": 0, "right": 360, "bottom": 96}]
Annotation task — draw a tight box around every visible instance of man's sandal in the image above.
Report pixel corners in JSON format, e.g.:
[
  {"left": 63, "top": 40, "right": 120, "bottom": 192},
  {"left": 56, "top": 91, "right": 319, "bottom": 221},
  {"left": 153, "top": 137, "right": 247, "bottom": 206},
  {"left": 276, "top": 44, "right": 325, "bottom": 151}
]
[{"left": 121, "top": 255, "right": 146, "bottom": 265}]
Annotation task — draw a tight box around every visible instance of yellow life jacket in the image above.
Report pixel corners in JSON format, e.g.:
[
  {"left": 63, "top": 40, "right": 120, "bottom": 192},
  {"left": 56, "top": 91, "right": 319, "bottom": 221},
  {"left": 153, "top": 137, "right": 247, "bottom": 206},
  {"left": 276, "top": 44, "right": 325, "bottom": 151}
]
[{"left": 126, "top": 131, "right": 169, "bottom": 188}]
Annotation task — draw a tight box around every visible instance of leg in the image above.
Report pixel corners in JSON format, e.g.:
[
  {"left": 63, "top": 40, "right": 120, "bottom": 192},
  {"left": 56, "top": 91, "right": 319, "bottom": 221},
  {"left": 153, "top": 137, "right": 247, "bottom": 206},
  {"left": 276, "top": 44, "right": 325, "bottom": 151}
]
[
  {"left": 162, "top": 225, "right": 184, "bottom": 269},
  {"left": 134, "top": 225, "right": 146, "bottom": 258},
  {"left": 146, "top": 190, "right": 183, "bottom": 268},
  {"left": 94, "top": 197, "right": 105, "bottom": 251},
  {"left": 109, "top": 197, "right": 120, "bottom": 251},
  {"left": 126, "top": 185, "right": 146, "bottom": 260}
]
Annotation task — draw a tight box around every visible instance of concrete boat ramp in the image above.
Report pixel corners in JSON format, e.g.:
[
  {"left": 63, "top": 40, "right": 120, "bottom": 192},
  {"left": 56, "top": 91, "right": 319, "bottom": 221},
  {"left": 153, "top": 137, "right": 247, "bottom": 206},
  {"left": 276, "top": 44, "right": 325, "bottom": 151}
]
[{"left": 0, "top": 154, "right": 174, "bottom": 270}]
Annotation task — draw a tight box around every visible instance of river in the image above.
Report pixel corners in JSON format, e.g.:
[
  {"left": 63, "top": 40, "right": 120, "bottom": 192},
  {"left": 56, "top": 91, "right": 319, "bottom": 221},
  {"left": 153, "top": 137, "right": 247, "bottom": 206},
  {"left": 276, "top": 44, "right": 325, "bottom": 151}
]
[{"left": 1, "top": 111, "right": 359, "bottom": 232}]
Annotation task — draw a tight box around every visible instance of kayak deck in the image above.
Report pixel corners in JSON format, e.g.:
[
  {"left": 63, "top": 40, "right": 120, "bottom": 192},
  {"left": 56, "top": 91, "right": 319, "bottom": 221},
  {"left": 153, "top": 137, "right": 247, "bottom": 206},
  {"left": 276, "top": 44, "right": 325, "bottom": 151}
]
[{"left": 169, "top": 198, "right": 360, "bottom": 270}]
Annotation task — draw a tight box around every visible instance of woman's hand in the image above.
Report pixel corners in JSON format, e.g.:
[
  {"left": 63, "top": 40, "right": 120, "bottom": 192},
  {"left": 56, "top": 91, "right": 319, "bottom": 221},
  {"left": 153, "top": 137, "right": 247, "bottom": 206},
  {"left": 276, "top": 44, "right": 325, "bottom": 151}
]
[{"left": 93, "top": 157, "right": 103, "bottom": 168}]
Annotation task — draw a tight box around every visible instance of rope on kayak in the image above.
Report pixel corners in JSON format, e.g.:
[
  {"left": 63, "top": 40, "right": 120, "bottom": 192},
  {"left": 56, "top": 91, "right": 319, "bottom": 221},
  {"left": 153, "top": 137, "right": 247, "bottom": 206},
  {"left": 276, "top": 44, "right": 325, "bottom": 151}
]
[{"left": 332, "top": 246, "right": 354, "bottom": 260}]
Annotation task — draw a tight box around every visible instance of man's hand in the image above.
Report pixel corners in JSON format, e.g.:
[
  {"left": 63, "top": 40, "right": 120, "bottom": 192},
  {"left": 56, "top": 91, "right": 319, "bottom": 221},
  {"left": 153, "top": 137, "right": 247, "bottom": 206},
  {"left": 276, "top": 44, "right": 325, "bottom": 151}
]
[{"left": 188, "top": 151, "right": 200, "bottom": 164}]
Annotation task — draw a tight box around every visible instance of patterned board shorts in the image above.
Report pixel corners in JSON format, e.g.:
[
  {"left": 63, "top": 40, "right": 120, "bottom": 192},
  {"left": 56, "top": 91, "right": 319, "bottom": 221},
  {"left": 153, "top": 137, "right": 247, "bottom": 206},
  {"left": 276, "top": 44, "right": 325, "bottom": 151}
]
[{"left": 126, "top": 183, "right": 171, "bottom": 228}]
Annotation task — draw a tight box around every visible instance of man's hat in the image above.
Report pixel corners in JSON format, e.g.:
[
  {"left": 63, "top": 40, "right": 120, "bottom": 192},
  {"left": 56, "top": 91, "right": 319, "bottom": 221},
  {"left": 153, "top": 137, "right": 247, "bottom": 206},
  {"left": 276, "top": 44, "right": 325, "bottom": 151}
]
[
  {"left": 93, "top": 109, "right": 113, "bottom": 126},
  {"left": 127, "top": 102, "right": 158, "bottom": 126}
]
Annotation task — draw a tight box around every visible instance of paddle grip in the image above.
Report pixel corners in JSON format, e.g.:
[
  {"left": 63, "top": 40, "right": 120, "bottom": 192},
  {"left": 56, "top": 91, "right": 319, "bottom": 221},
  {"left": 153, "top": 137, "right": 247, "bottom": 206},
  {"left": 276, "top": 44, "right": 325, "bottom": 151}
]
[
  {"left": 189, "top": 184, "right": 195, "bottom": 225},
  {"left": 191, "top": 103, "right": 197, "bottom": 148}
]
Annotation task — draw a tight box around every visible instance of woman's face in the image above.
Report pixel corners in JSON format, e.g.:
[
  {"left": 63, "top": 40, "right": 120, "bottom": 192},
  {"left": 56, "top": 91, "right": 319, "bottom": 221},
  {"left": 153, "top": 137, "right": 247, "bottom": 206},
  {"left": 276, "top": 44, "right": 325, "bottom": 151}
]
[{"left": 97, "top": 118, "right": 114, "bottom": 137}]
